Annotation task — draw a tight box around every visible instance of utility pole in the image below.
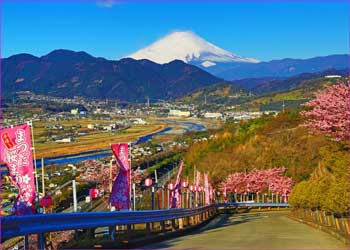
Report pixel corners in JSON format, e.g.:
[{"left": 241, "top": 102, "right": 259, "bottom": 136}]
[
  {"left": 41, "top": 158, "right": 45, "bottom": 196},
  {"left": 154, "top": 169, "right": 158, "bottom": 184},
  {"left": 41, "top": 158, "right": 46, "bottom": 214},
  {"left": 282, "top": 100, "right": 285, "bottom": 112},
  {"left": 72, "top": 180, "right": 77, "bottom": 212}
]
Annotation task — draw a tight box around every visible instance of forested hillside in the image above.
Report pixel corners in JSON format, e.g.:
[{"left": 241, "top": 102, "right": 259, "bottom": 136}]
[
  {"left": 183, "top": 111, "right": 328, "bottom": 183},
  {"left": 183, "top": 106, "right": 349, "bottom": 213}
]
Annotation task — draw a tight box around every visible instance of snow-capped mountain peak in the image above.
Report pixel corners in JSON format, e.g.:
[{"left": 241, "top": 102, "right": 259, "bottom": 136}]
[{"left": 127, "top": 31, "right": 259, "bottom": 66}]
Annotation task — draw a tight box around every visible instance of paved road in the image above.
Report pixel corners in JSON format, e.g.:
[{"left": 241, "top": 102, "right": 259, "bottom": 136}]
[{"left": 143, "top": 211, "right": 347, "bottom": 250}]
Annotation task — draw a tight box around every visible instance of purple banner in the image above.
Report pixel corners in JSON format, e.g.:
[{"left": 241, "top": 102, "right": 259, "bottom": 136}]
[
  {"left": 0, "top": 124, "right": 36, "bottom": 215},
  {"left": 110, "top": 143, "right": 130, "bottom": 210},
  {"left": 171, "top": 161, "right": 183, "bottom": 208}
]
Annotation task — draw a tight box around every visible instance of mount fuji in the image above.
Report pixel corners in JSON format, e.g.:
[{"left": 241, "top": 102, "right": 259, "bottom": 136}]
[
  {"left": 127, "top": 31, "right": 259, "bottom": 72},
  {"left": 127, "top": 31, "right": 349, "bottom": 80}
]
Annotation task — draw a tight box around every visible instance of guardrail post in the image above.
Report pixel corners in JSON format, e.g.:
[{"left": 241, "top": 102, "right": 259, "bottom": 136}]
[
  {"left": 340, "top": 218, "right": 346, "bottom": 233},
  {"left": 127, "top": 224, "right": 132, "bottom": 240},
  {"left": 24, "top": 235, "right": 29, "bottom": 250},
  {"left": 87, "top": 228, "right": 95, "bottom": 239},
  {"left": 179, "top": 218, "right": 184, "bottom": 229},
  {"left": 335, "top": 217, "right": 341, "bottom": 231},
  {"left": 37, "top": 233, "right": 45, "bottom": 250},
  {"left": 146, "top": 222, "right": 151, "bottom": 236},
  {"left": 171, "top": 219, "right": 176, "bottom": 231},
  {"left": 160, "top": 221, "right": 166, "bottom": 233},
  {"left": 345, "top": 218, "right": 350, "bottom": 235},
  {"left": 109, "top": 226, "right": 116, "bottom": 241}
]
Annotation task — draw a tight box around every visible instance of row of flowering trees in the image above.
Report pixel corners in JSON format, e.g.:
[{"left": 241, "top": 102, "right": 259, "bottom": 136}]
[{"left": 219, "top": 167, "right": 293, "bottom": 202}]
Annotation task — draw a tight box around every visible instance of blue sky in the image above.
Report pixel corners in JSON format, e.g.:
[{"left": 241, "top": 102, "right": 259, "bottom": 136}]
[{"left": 1, "top": 1, "right": 349, "bottom": 61}]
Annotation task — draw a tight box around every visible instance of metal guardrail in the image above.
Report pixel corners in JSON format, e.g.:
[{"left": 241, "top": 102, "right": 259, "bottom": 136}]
[
  {"left": 1, "top": 205, "right": 215, "bottom": 240},
  {"left": 1, "top": 201, "right": 289, "bottom": 249},
  {"left": 218, "top": 202, "right": 290, "bottom": 208}
]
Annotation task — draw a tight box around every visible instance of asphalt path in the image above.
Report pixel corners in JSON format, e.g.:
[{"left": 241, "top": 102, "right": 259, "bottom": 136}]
[{"left": 142, "top": 211, "right": 347, "bottom": 250}]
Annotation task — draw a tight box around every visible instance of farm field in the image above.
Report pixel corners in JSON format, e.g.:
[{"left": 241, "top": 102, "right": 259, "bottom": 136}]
[
  {"left": 33, "top": 118, "right": 167, "bottom": 158},
  {"left": 30, "top": 117, "right": 217, "bottom": 158}
]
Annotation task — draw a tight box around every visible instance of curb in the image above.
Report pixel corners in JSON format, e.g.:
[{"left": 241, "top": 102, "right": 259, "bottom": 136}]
[{"left": 288, "top": 215, "right": 350, "bottom": 246}]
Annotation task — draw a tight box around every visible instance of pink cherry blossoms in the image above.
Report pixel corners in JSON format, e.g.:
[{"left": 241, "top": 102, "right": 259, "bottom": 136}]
[
  {"left": 78, "top": 160, "right": 146, "bottom": 185},
  {"left": 219, "top": 168, "right": 293, "bottom": 198},
  {"left": 301, "top": 80, "right": 350, "bottom": 141},
  {"left": 130, "top": 166, "right": 147, "bottom": 184}
]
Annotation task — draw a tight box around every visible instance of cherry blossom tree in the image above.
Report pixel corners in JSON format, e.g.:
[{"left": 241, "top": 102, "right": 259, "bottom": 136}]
[
  {"left": 301, "top": 80, "right": 350, "bottom": 141},
  {"left": 219, "top": 168, "right": 293, "bottom": 201},
  {"left": 131, "top": 166, "right": 147, "bottom": 184}
]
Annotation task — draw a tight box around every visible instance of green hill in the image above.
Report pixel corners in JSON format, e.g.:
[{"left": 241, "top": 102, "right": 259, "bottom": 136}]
[
  {"left": 182, "top": 110, "right": 350, "bottom": 213},
  {"left": 179, "top": 81, "right": 253, "bottom": 105},
  {"left": 243, "top": 77, "right": 343, "bottom": 111}
]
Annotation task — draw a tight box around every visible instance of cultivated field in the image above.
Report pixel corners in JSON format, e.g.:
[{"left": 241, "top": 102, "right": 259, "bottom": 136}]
[{"left": 33, "top": 119, "right": 167, "bottom": 158}]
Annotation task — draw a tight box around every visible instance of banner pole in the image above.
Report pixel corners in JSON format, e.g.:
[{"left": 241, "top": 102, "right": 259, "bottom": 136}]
[
  {"left": 155, "top": 169, "right": 158, "bottom": 184},
  {"left": 132, "top": 183, "right": 136, "bottom": 211},
  {"left": 28, "top": 120, "right": 39, "bottom": 195},
  {"left": 128, "top": 142, "right": 132, "bottom": 211},
  {"left": 109, "top": 158, "right": 113, "bottom": 192}
]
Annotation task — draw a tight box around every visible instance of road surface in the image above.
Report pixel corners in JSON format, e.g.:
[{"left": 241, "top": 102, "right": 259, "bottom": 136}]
[{"left": 142, "top": 211, "right": 347, "bottom": 250}]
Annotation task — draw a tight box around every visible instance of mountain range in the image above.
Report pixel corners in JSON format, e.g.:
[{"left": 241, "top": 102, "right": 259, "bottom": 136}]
[
  {"left": 233, "top": 68, "right": 350, "bottom": 94},
  {"left": 217, "top": 54, "right": 349, "bottom": 80},
  {"left": 2, "top": 31, "right": 349, "bottom": 102},
  {"left": 1, "top": 50, "right": 221, "bottom": 101},
  {"left": 127, "top": 31, "right": 349, "bottom": 80}
]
